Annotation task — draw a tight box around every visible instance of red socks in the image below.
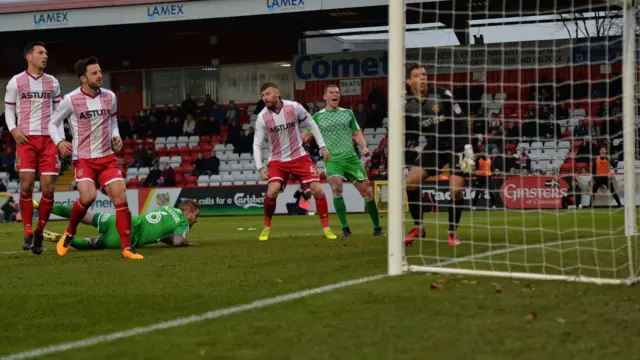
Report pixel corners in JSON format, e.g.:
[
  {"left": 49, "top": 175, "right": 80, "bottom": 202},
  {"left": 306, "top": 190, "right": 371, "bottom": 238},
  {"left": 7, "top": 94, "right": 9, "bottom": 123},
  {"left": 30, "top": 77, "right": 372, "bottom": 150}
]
[
  {"left": 264, "top": 195, "right": 277, "bottom": 228},
  {"left": 19, "top": 197, "right": 34, "bottom": 236},
  {"left": 115, "top": 202, "right": 132, "bottom": 250},
  {"left": 314, "top": 194, "right": 329, "bottom": 228},
  {"left": 35, "top": 195, "right": 54, "bottom": 233},
  {"left": 66, "top": 200, "right": 88, "bottom": 236}
]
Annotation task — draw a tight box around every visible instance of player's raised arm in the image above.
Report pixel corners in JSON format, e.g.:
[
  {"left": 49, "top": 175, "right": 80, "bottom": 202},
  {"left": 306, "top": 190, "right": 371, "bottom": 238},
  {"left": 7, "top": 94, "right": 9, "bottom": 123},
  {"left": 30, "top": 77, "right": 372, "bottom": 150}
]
[
  {"left": 348, "top": 109, "right": 369, "bottom": 156},
  {"left": 253, "top": 117, "right": 267, "bottom": 171}
]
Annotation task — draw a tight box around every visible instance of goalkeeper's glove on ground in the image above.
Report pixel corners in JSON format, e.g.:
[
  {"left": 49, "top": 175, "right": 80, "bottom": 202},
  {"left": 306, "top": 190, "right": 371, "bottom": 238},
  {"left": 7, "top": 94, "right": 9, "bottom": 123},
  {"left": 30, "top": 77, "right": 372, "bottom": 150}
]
[{"left": 459, "top": 144, "right": 476, "bottom": 174}]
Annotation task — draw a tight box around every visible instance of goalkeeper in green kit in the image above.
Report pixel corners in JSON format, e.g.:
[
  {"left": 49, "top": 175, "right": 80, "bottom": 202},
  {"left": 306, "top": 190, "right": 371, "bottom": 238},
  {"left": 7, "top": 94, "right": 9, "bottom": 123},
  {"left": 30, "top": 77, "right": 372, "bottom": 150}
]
[
  {"left": 36, "top": 199, "right": 200, "bottom": 250},
  {"left": 302, "top": 85, "right": 384, "bottom": 237}
]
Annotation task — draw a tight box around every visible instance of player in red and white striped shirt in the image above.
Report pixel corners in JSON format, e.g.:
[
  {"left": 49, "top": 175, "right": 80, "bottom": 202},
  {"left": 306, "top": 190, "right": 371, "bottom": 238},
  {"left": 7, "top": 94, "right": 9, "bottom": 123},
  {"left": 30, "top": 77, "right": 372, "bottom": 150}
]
[
  {"left": 253, "top": 82, "right": 337, "bottom": 241},
  {"left": 48, "top": 56, "right": 142, "bottom": 260},
  {"left": 4, "top": 41, "right": 62, "bottom": 255}
]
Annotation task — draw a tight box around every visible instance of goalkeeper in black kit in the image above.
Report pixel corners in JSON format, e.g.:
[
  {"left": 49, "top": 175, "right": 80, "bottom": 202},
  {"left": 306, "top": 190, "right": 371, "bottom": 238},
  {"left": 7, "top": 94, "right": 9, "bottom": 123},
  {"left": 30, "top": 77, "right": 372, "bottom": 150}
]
[{"left": 404, "top": 64, "right": 475, "bottom": 246}]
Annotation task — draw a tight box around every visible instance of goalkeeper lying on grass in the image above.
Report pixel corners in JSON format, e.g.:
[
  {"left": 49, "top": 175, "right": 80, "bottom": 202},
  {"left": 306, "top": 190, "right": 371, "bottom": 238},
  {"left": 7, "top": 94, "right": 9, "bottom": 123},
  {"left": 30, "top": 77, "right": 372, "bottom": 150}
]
[{"left": 36, "top": 199, "right": 200, "bottom": 250}]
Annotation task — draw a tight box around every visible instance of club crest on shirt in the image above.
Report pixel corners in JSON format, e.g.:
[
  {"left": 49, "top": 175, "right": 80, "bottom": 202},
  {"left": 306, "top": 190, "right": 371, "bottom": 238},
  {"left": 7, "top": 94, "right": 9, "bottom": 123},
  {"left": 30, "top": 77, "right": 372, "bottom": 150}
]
[
  {"left": 285, "top": 110, "right": 295, "bottom": 120},
  {"left": 432, "top": 104, "right": 440, "bottom": 113},
  {"left": 77, "top": 168, "right": 84, "bottom": 177},
  {"left": 156, "top": 192, "right": 171, "bottom": 206},
  {"left": 102, "top": 98, "right": 112, "bottom": 109}
]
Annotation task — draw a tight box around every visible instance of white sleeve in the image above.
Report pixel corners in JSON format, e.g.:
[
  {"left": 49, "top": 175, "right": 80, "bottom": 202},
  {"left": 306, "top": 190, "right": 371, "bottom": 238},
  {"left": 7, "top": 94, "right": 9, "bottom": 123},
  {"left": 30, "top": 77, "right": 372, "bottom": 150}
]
[
  {"left": 253, "top": 117, "right": 266, "bottom": 170},
  {"left": 110, "top": 93, "right": 120, "bottom": 138},
  {"left": 48, "top": 96, "right": 72, "bottom": 145},
  {"left": 4, "top": 78, "right": 17, "bottom": 131},
  {"left": 52, "top": 79, "right": 62, "bottom": 111},
  {"left": 296, "top": 103, "right": 326, "bottom": 148}
]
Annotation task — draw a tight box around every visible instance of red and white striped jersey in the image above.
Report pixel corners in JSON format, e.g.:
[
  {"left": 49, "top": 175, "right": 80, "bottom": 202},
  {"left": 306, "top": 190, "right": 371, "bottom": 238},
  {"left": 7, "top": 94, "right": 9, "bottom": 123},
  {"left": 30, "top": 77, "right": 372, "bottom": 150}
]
[
  {"left": 253, "top": 100, "right": 326, "bottom": 170},
  {"left": 48, "top": 87, "right": 120, "bottom": 161},
  {"left": 4, "top": 71, "right": 61, "bottom": 135}
]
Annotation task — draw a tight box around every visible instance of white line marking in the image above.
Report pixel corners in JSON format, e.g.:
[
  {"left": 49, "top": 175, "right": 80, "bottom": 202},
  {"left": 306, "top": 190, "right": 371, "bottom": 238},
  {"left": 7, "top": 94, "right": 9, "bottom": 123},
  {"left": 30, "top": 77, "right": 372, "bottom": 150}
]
[{"left": 0, "top": 274, "right": 386, "bottom": 360}]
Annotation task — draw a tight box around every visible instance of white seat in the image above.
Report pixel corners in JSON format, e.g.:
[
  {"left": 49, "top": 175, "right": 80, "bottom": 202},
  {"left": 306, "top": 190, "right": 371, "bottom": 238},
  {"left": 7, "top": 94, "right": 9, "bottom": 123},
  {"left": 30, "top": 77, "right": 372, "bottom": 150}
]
[
  {"left": 219, "top": 163, "right": 231, "bottom": 172},
  {"left": 494, "top": 93, "right": 507, "bottom": 101},
  {"left": 245, "top": 174, "right": 258, "bottom": 184},
  {"left": 242, "top": 124, "right": 250, "bottom": 131},
  {"left": 558, "top": 141, "right": 571, "bottom": 149},
  {"left": 7, "top": 181, "right": 18, "bottom": 192},
  {"left": 231, "top": 170, "right": 243, "bottom": 178},
  {"left": 155, "top": 137, "right": 167, "bottom": 145},
  {"left": 382, "top": 118, "right": 389, "bottom": 126},
  {"left": 126, "top": 174, "right": 137, "bottom": 181},
  {"left": 127, "top": 167, "right": 138, "bottom": 176},
  {"left": 214, "top": 144, "right": 225, "bottom": 152},
  {"left": 170, "top": 156, "right": 181, "bottom": 164},
  {"left": 209, "top": 175, "right": 222, "bottom": 183},
  {"left": 363, "top": 128, "right": 375, "bottom": 136},
  {"left": 231, "top": 164, "right": 243, "bottom": 172},
  {"left": 242, "top": 170, "right": 256, "bottom": 177},
  {"left": 543, "top": 141, "right": 557, "bottom": 150},
  {"left": 216, "top": 153, "right": 228, "bottom": 161},
  {"left": 159, "top": 156, "right": 170, "bottom": 164},
  {"left": 226, "top": 160, "right": 239, "bottom": 167},
  {"left": 188, "top": 136, "right": 199, "bottom": 145},
  {"left": 529, "top": 149, "right": 542, "bottom": 157},
  {"left": 240, "top": 153, "right": 252, "bottom": 160},
  {"left": 572, "top": 109, "right": 586, "bottom": 117},
  {"left": 0, "top": 172, "right": 8, "bottom": 180},
  {"left": 221, "top": 175, "right": 234, "bottom": 185},
  {"left": 165, "top": 136, "right": 177, "bottom": 144},
  {"left": 481, "top": 93, "right": 493, "bottom": 102},
  {"left": 138, "top": 167, "right": 150, "bottom": 176},
  {"left": 242, "top": 163, "right": 254, "bottom": 171},
  {"left": 227, "top": 153, "right": 240, "bottom": 161},
  {"left": 240, "top": 159, "right": 252, "bottom": 166},
  {"left": 177, "top": 136, "right": 189, "bottom": 143},
  {"left": 225, "top": 144, "right": 234, "bottom": 151},
  {"left": 154, "top": 143, "right": 165, "bottom": 150},
  {"left": 530, "top": 142, "right": 543, "bottom": 150},
  {"left": 516, "top": 142, "right": 530, "bottom": 151},
  {"left": 374, "top": 128, "right": 386, "bottom": 136},
  {"left": 209, "top": 181, "right": 221, "bottom": 186},
  {"left": 552, "top": 160, "right": 565, "bottom": 168},
  {"left": 33, "top": 181, "right": 40, "bottom": 191}
]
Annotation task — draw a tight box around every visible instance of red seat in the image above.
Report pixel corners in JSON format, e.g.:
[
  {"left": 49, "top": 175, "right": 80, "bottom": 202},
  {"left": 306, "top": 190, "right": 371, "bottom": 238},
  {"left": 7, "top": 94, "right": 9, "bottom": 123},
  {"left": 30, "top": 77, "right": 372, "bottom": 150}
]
[
  {"left": 168, "top": 146, "right": 179, "bottom": 156},
  {"left": 123, "top": 148, "right": 134, "bottom": 156},
  {"left": 185, "top": 175, "right": 198, "bottom": 183},
  {"left": 127, "top": 179, "right": 139, "bottom": 188},
  {"left": 123, "top": 139, "right": 134, "bottom": 147},
  {"left": 190, "top": 145, "right": 202, "bottom": 153},
  {"left": 174, "top": 173, "right": 184, "bottom": 185},
  {"left": 134, "top": 138, "right": 144, "bottom": 145},
  {"left": 124, "top": 155, "right": 133, "bottom": 164},
  {"left": 157, "top": 147, "right": 169, "bottom": 156},
  {"left": 201, "top": 136, "right": 211, "bottom": 144},
  {"left": 145, "top": 138, "right": 155, "bottom": 146},
  {"left": 183, "top": 164, "right": 195, "bottom": 173},
  {"left": 201, "top": 144, "right": 213, "bottom": 153}
]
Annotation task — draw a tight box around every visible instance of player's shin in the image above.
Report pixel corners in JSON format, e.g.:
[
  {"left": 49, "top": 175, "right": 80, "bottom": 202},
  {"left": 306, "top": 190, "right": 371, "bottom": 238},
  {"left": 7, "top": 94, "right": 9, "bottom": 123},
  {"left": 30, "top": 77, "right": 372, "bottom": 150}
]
[
  {"left": 448, "top": 196, "right": 466, "bottom": 232},
  {"left": 406, "top": 187, "right": 423, "bottom": 229},
  {"left": 263, "top": 195, "right": 277, "bottom": 228},
  {"left": 363, "top": 194, "right": 381, "bottom": 229},
  {"left": 19, "top": 196, "right": 34, "bottom": 236},
  {"left": 114, "top": 202, "right": 132, "bottom": 250},
  {"left": 66, "top": 200, "right": 89, "bottom": 236},
  {"left": 35, "top": 194, "right": 54, "bottom": 233},
  {"left": 333, "top": 195, "right": 349, "bottom": 229},
  {"left": 314, "top": 194, "right": 330, "bottom": 229}
]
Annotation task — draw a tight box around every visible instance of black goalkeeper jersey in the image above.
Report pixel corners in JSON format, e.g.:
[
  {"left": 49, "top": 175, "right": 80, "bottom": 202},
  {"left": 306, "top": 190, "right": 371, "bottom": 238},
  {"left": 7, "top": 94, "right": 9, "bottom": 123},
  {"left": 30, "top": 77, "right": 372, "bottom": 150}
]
[{"left": 405, "top": 85, "right": 470, "bottom": 153}]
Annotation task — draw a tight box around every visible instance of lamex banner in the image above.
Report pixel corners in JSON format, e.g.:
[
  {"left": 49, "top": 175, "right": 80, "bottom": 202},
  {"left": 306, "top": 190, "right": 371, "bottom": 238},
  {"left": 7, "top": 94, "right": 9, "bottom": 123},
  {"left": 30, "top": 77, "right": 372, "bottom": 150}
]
[
  {"left": 0, "top": 0, "right": 321, "bottom": 32},
  {"left": 294, "top": 39, "right": 621, "bottom": 81}
]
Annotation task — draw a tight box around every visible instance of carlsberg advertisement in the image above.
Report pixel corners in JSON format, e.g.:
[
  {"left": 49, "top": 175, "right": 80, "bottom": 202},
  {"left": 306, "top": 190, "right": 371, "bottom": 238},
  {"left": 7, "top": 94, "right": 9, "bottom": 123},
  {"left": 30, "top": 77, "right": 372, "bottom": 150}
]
[{"left": 178, "top": 186, "right": 266, "bottom": 215}]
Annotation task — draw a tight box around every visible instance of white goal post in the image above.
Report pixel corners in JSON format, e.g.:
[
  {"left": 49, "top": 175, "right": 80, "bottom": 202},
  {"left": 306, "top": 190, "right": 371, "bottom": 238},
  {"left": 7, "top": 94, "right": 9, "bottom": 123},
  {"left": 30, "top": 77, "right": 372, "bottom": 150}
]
[{"left": 387, "top": 0, "right": 639, "bottom": 285}]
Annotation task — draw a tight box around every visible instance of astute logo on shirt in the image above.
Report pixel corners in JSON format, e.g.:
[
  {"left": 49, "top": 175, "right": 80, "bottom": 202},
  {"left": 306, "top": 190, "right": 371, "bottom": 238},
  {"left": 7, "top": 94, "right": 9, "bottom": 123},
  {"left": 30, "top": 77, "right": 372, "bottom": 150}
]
[
  {"left": 79, "top": 109, "right": 113, "bottom": 120},
  {"left": 21, "top": 92, "right": 53, "bottom": 99},
  {"left": 269, "top": 122, "right": 296, "bottom": 133}
]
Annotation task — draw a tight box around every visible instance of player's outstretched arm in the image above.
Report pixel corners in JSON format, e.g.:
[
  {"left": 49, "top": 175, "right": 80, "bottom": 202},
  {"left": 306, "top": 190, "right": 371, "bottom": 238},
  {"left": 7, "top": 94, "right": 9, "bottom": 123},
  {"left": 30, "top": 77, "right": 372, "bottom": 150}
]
[
  {"left": 159, "top": 235, "right": 196, "bottom": 247},
  {"left": 253, "top": 118, "right": 267, "bottom": 172}
]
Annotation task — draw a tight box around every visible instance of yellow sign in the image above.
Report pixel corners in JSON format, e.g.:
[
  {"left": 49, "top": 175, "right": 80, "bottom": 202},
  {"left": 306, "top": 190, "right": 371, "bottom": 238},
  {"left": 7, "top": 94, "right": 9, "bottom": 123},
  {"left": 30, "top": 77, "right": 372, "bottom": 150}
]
[{"left": 372, "top": 180, "right": 408, "bottom": 213}]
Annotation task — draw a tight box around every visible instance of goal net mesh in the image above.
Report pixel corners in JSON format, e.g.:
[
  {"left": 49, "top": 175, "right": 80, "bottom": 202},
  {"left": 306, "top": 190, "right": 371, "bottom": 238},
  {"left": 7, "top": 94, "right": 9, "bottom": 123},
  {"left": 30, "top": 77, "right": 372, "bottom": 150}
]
[{"left": 391, "top": 0, "right": 639, "bottom": 284}]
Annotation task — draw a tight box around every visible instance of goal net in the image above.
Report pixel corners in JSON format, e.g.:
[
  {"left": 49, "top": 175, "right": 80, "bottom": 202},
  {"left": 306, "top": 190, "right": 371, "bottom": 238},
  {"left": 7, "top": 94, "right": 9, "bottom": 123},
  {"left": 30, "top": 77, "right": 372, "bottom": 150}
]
[{"left": 387, "top": 0, "right": 639, "bottom": 284}]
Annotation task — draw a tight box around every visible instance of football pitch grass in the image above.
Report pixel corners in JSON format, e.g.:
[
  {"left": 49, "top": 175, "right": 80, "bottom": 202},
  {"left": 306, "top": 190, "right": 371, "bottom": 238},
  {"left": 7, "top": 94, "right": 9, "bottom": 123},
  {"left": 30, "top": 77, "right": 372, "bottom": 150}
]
[{"left": 1, "top": 210, "right": 640, "bottom": 359}]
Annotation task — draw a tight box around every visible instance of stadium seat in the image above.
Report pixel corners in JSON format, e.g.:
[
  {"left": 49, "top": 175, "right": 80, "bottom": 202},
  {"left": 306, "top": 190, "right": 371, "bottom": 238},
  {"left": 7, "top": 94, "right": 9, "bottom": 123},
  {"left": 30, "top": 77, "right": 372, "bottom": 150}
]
[
  {"left": 363, "top": 128, "right": 375, "bottom": 136},
  {"left": 530, "top": 142, "right": 543, "bottom": 150},
  {"left": 126, "top": 174, "right": 137, "bottom": 181},
  {"left": 232, "top": 176, "right": 245, "bottom": 185},
  {"left": 188, "top": 136, "right": 199, "bottom": 145},
  {"left": 214, "top": 144, "right": 225, "bottom": 152},
  {"left": 221, "top": 175, "right": 234, "bottom": 185},
  {"left": 228, "top": 153, "right": 240, "bottom": 161},
  {"left": 126, "top": 167, "right": 138, "bottom": 176},
  {"left": 245, "top": 174, "right": 259, "bottom": 184},
  {"left": 7, "top": 181, "right": 18, "bottom": 192},
  {"left": 225, "top": 144, "right": 234, "bottom": 151},
  {"left": 240, "top": 153, "right": 252, "bottom": 160},
  {"left": 242, "top": 162, "right": 254, "bottom": 171},
  {"left": 219, "top": 163, "right": 231, "bottom": 172},
  {"left": 231, "top": 163, "right": 243, "bottom": 172},
  {"left": 33, "top": 181, "right": 40, "bottom": 192},
  {"left": 374, "top": 128, "right": 386, "bottom": 136},
  {"left": 197, "top": 175, "right": 209, "bottom": 187},
  {"left": 138, "top": 167, "right": 149, "bottom": 176},
  {"left": 127, "top": 179, "right": 139, "bottom": 189},
  {"left": 124, "top": 155, "right": 134, "bottom": 164},
  {"left": 170, "top": 156, "right": 181, "bottom": 164},
  {"left": 242, "top": 124, "right": 250, "bottom": 131},
  {"left": 210, "top": 175, "right": 222, "bottom": 183},
  {"left": 543, "top": 141, "right": 557, "bottom": 150},
  {"left": 0, "top": 172, "right": 8, "bottom": 180}
]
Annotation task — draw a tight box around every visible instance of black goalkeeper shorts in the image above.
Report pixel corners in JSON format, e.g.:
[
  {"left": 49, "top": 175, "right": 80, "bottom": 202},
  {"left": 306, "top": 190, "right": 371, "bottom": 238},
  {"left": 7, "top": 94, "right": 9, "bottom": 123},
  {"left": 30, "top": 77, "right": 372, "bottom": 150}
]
[{"left": 414, "top": 150, "right": 463, "bottom": 177}]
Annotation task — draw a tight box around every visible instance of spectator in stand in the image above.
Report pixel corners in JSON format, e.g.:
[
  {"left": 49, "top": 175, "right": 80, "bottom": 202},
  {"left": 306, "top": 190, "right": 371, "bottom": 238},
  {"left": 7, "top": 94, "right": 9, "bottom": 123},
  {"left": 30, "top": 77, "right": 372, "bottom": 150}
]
[
  {"left": 202, "top": 94, "right": 216, "bottom": 115},
  {"left": 606, "top": 116, "right": 623, "bottom": 141},
  {"left": 247, "top": 127, "right": 255, "bottom": 147},
  {"left": 142, "top": 164, "right": 160, "bottom": 187},
  {"left": 193, "top": 153, "right": 213, "bottom": 176},
  {"left": 1, "top": 196, "right": 18, "bottom": 223},
  {"left": 611, "top": 98, "right": 622, "bottom": 117},
  {"left": 159, "top": 116, "right": 173, "bottom": 137},
  {"left": 158, "top": 162, "right": 175, "bottom": 187},
  {"left": 171, "top": 116, "right": 183, "bottom": 136},
  {"left": 132, "top": 144, "right": 153, "bottom": 167},
  {"left": 234, "top": 131, "right": 252, "bottom": 154},
  {"left": 590, "top": 121, "right": 602, "bottom": 138},
  {"left": 225, "top": 101, "right": 239, "bottom": 124},
  {"left": 573, "top": 120, "right": 589, "bottom": 138},
  {"left": 365, "top": 103, "right": 384, "bottom": 128},
  {"left": 370, "top": 142, "right": 388, "bottom": 174},
  {"left": 226, "top": 120, "right": 242, "bottom": 145},
  {"left": 212, "top": 104, "right": 225, "bottom": 125},
  {"left": 538, "top": 105, "right": 551, "bottom": 121},
  {"left": 539, "top": 119, "right": 561, "bottom": 139},
  {"left": 572, "top": 73, "right": 588, "bottom": 100},
  {"left": 353, "top": 103, "right": 367, "bottom": 128},
  {"left": 555, "top": 102, "right": 570, "bottom": 120},
  {"left": 312, "top": 105, "right": 320, "bottom": 115},
  {"left": 183, "top": 114, "right": 196, "bottom": 136},
  {"left": 491, "top": 148, "right": 505, "bottom": 175},
  {"left": 505, "top": 121, "right": 520, "bottom": 144},
  {"left": 598, "top": 101, "right": 609, "bottom": 119},
  {"left": 522, "top": 118, "right": 539, "bottom": 139},
  {"left": 195, "top": 115, "right": 209, "bottom": 136},
  {"left": 515, "top": 148, "right": 531, "bottom": 172},
  {"left": 118, "top": 116, "right": 132, "bottom": 139},
  {"left": 575, "top": 137, "right": 597, "bottom": 164},
  {"left": 206, "top": 116, "right": 220, "bottom": 135},
  {"left": 147, "top": 115, "right": 159, "bottom": 137},
  {"left": 181, "top": 94, "right": 198, "bottom": 115},
  {"left": 207, "top": 151, "right": 220, "bottom": 174},
  {"left": 367, "top": 84, "right": 386, "bottom": 116},
  {"left": 0, "top": 179, "right": 6, "bottom": 192}
]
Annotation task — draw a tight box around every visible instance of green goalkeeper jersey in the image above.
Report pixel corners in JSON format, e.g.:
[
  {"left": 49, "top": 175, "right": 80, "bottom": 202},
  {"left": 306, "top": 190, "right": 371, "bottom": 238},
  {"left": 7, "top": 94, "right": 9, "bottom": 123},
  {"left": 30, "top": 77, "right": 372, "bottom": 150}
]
[
  {"left": 133, "top": 206, "right": 190, "bottom": 247},
  {"left": 312, "top": 107, "right": 360, "bottom": 161}
]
